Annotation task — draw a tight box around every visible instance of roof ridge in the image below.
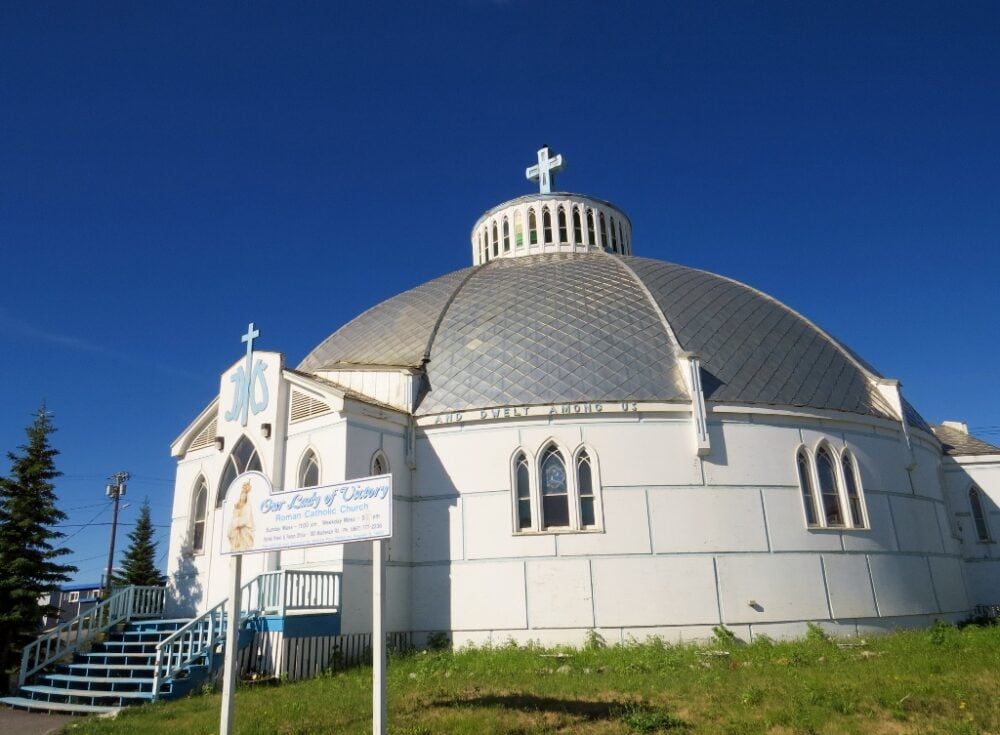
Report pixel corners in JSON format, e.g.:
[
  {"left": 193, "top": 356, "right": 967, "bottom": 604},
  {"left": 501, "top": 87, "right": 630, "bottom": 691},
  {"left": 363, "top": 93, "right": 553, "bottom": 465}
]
[
  {"left": 421, "top": 260, "right": 488, "bottom": 364},
  {"left": 699, "top": 267, "right": 884, "bottom": 384},
  {"left": 613, "top": 254, "right": 687, "bottom": 356}
]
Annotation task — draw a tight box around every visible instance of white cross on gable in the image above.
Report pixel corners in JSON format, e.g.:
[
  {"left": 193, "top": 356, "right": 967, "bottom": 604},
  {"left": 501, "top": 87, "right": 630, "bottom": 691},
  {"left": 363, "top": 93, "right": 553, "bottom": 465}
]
[{"left": 526, "top": 145, "right": 566, "bottom": 194}]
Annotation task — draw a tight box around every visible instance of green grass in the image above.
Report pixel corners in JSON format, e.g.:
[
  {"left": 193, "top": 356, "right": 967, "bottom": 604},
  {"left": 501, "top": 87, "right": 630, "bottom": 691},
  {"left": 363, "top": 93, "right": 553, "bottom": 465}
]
[{"left": 62, "top": 621, "right": 1000, "bottom": 735}]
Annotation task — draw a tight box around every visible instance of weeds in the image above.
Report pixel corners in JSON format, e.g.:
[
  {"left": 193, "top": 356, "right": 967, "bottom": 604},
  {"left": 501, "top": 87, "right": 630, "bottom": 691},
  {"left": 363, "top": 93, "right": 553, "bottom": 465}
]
[{"left": 62, "top": 623, "right": 1000, "bottom": 735}]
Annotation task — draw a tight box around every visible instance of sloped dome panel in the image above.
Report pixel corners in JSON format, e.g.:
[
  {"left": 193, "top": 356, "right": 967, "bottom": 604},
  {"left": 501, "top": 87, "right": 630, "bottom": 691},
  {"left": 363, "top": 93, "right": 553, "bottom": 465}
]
[
  {"left": 416, "top": 253, "right": 688, "bottom": 415},
  {"left": 299, "top": 266, "right": 475, "bottom": 370},
  {"left": 625, "top": 257, "right": 891, "bottom": 418}
]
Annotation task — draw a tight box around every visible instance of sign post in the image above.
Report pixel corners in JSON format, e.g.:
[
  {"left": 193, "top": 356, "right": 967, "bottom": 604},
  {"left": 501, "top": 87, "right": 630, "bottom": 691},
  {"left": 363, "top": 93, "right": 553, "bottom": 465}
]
[
  {"left": 217, "top": 471, "right": 393, "bottom": 735},
  {"left": 373, "top": 538, "right": 386, "bottom": 735},
  {"left": 219, "top": 554, "right": 242, "bottom": 735}
]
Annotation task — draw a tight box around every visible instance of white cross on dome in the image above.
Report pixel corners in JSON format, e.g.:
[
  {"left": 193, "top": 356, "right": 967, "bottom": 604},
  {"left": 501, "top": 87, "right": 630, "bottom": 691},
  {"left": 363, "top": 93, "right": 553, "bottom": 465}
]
[{"left": 526, "top": 145, "right": 565, "bottom": 194}]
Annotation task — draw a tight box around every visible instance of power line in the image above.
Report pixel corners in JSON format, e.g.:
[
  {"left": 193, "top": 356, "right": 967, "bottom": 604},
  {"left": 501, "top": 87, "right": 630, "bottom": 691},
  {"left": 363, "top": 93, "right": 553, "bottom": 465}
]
[{"left": 62, "top": 505, "right": 112, "bottom": 541}]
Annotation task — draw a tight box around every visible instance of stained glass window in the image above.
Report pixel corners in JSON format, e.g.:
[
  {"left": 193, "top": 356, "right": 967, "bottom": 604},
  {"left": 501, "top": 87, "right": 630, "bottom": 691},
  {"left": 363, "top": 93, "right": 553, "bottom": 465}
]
[{"left": 540, "top": 445, "right": 569, "bottom": 527}]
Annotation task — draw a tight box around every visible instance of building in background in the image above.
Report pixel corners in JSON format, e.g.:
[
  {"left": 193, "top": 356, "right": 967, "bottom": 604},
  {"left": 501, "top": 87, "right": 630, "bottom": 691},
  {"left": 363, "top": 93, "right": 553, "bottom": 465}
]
[
  {"left": 40, "top": 583, "right": 102, "bottom": 630},
  {"left": 165, "top": 147, "right": 997, "bottom": 654}
]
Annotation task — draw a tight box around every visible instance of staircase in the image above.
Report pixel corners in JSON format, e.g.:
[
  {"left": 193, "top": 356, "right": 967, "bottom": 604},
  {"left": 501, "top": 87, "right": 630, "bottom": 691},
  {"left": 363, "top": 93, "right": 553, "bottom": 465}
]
[
  {"left": 0, "top": 618, "right": 194, "bottom": 715},
  {"left": 1, "top": 570, "right": 341, "bottom": 716}
]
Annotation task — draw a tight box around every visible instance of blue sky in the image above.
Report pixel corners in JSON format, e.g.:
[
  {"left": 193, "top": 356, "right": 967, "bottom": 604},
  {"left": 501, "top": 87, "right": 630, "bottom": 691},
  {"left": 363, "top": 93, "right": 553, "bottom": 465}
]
[{"left": 2, "top": 1, "right": 998, "bottom": 584}]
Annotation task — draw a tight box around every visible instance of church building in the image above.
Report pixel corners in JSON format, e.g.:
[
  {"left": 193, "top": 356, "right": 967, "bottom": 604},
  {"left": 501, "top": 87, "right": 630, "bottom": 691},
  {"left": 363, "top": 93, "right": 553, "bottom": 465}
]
[{"left": 165, "top": 146, "right": 999, "bottom": 663}]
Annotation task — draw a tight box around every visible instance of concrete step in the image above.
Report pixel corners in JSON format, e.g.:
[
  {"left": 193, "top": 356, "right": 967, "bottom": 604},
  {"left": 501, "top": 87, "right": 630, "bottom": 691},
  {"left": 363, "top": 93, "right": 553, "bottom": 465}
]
[
  {"left": 43, "top": 673, "right": 156, "bottom": 691},
  {"left": 0, "top": 695, "right": 120, "bottom": 716},
  {"left": 22, "top": 684, "right": 154, "bottom": 703}
]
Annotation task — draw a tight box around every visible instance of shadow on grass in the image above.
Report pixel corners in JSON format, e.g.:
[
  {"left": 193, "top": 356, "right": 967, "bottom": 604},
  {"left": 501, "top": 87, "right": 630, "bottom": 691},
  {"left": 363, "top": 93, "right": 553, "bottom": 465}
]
[{"left": 432, "top": 693, "right": 627, "bottom": 721}]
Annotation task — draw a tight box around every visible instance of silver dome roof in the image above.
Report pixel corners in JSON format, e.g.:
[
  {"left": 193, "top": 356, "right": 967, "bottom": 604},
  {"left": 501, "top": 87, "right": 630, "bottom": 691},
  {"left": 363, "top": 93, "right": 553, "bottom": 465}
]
[{"left": 299, "top": 252, "right": 905, "bottom": 421}]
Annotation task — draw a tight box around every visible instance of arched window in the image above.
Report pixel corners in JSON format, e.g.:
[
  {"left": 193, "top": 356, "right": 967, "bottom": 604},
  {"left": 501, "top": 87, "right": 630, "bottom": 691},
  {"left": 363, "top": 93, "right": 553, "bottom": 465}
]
[
  {"left": 298, "top": 448, "right": 320, "bottom": 488},
  {"left": 573, "top": 208, "right": 583, "bottom": 244},
  {"left": 514, "top": 210, "right": 523, "bottom": 247},
  {"left": 610, "top": 217, "right": 618, "bottom": 252},
  {"left": 540, "top": 444, "right": 569, "bottom": 527},
  {"left": 479, "top": 231, "right": 486, "bottom": 262},
  {"left": 371, "top": 450, "right": 389, "bottom": 476},
  {"left": 587, "top": 209, "right": 596, "bottom": 244},
  {"left": 502, "top": 217, "right": 510, "bottom": 252},
  {"left": 815, "top": 446, "right": 844, "bottom": 526},
  {"left": 619, "top": 222, "right": 626, "bottom": 253},
  {"left": 543, "top": 207, "right": 552, "bottom": 244},
  {"left": 514, "top": 452, "right": 531, "bottom": 530},
  {"left": 557, "top": 206, "right": 568, "bottom": 243},
  {"left": 218, "top": 435, "right": 262, "bottom": 507},
  {"left": 513, "top": 443, "right": 603, "bottom": 534},
  {"left": 528, "top": 208, "right": 538, "bottom": 245},
  {"left": 576, "top": 450, "right": 595, "bottom": 527},
  {"left": 841, "top": 451, "right": 865, "bottom": 527},
  {"left": 191, "top": 477, "right": 208, "bottom": 553},
  {"left": 970, "top": 485, "right": 991, "bottom": 542},
  {"left": 599, "top": 212, "right": 608, "bottom": 250},
  {"left": 492, "top": 222, "right": 499, "bottom": 257},
  {"left": 796, "top": 450, "right": 818, "bottom": 526}
]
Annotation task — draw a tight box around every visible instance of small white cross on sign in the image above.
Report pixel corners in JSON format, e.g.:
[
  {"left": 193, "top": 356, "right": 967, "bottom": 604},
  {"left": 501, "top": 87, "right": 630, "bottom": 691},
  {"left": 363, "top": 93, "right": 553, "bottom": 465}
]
[{"left": 526, "top": 145, "right": 565, "bottom": 194}]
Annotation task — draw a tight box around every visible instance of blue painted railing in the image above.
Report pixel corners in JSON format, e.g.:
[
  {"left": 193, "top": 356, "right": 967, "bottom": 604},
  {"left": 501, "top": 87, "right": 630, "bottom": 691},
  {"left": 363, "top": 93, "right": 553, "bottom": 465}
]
[
  {"left": 152, "top": 570, "right": 340, "bottom": 700},
  {"left": 19, "top": 585, "right": 166, "bottom": 687}
]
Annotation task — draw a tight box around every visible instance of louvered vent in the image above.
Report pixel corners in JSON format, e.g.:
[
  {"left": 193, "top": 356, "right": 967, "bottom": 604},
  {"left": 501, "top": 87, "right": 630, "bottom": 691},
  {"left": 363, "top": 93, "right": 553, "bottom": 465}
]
[
  {"left": 290, "top": 390, "right": 332, "bottom": 423},
  {"left": 188, "top": 418, "right": 217, "bottom": 452}
]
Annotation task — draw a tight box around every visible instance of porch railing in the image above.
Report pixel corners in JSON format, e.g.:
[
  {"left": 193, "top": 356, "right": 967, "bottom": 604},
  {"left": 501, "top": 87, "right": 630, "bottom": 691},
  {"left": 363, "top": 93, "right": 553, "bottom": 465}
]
[
  {"left": 152, "top": 569, "right": 340, "bottom": 700},
  {"left": 246, "top": 569, "right": 342, "bottom": 617},
  {"left": 19, "top": 585, "right": 166, "bottom": 687}
]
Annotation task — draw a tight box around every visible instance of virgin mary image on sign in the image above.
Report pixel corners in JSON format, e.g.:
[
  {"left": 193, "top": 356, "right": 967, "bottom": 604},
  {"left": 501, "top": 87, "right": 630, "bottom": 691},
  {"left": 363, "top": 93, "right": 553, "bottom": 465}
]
[{"left": 228, "top": 480, "right": 255, "bottom": 552}]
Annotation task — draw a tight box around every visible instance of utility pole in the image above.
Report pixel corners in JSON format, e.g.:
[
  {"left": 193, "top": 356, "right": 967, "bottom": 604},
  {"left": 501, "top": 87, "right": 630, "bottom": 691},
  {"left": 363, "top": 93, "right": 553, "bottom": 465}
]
[{"left": 103, "top": 471, "right": 130, "bottom": 598}]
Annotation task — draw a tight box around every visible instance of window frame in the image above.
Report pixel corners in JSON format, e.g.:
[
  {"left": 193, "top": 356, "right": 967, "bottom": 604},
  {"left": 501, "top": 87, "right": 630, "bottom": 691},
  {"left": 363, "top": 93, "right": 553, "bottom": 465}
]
[
  {"left": 217, "top": 435, "right": 262, "bottom": 507},
  {"left": 969, "top": 485, "right": 992, "bottom": 542},
  {"left": 840, "top": 450, "right": 868, "bottom": 528},
  {"left": 298, "top": 447, "right": 321, "bottom": 488},
  {"left": 371, "top": 449, "right": 390, "bottom": 476},
  {"left": 511, "top": 442, "right": 603, "bottom": 534},
  {"left": 190, "top": 475, "right": 208, "bottom": 554},
  {"left": 797, "top": 442, "right": 869, "bottom": 531},
  {"left": 795, "top": 447, "right": 820, "bottom": 527}
]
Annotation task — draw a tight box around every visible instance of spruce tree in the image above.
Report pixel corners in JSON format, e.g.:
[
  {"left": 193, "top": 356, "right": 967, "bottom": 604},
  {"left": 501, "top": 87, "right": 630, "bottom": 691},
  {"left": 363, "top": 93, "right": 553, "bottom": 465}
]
[
  {"left": 0, "top": 407, "right": 76, "bottom": 692},
  {"left": 114, "top": 497, "right": 166, "bottom": 587}
]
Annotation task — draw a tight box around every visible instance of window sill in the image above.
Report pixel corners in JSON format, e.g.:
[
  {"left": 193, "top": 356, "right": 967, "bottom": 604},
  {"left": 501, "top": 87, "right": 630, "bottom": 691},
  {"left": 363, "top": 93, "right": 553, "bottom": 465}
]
[{"left": 514, "top": 527, "right": 604, "bottom": 536}]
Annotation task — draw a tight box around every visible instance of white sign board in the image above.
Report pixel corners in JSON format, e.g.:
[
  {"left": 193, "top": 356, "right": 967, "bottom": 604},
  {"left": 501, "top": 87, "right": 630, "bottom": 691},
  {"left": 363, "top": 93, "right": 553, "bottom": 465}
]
[{"left": 219, "top": 471, "right": 392, "bottom": 555}]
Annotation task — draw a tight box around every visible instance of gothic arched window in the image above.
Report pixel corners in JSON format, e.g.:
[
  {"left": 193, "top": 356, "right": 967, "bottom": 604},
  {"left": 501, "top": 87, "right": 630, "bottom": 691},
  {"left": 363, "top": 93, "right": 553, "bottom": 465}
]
[
  {"left": 599, "top": 212, "right": 608, "bottom": 250},
  {"left": 557, "top": 206, "right": 568, "bottom": 243},
  {"left": 514, "top": 210, "right": 523, "bottom": 247},
  {"left": 587, "top": 209, "right": 596, "bottom": 245},
  {"left": 502, "top": 217, "right": 510, "bottom": 252},
  {"left": 543, "top": 207, "right": 552, "bottom": 244},
  {"left": 796, "top": 449, "right": 818, "bottom": 527},
  {"left": 610, "top": 217, "right": 618, "bottom": 252},
  {"left": 371, "top": 450, "right": 389, "bottom": 476},
  {"left": 815, "top": 445, "right": 844, "bottom": 527},
  {"left": 573, "top": 208, "right": 583, "bottom": 244},
  {"left": 841, "top": 451, "right": 865, "bottom": 527},
  {"left": 191, "top": 476, "right": 208, "bottom": 553},
  {"left": 218, "top": 435, "right": 261, "bottom": 507},
  {"left": 298, "top": 448, "right": 320, "bottom": 488},
  {"left": 514, "top": 451, "right": 531, "bottom": 530},
  {"left": 970, "top": 485, "right": 992, "bottom": 542},
  {"left": 492, "top": 222, "right": 499, "bottom": 257},
  {"left": 528, "top": 208, "right": 538, "bottom": 245},
  {"left": 576, "top": 449, "right": 595, "bottom": 527},
  {"left": 540, "top": 444, "right": 569, "bottom": 527}
]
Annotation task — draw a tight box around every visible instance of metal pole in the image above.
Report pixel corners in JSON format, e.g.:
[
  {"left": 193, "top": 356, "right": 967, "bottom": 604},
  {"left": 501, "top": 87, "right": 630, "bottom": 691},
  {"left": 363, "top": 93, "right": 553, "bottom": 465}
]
[
  {"left": 103, "top": 472, "right": 129, "bottom": 599},
  {"left": 373, "top": 538, "right": 386, "bottom": 735},
  {"left": 220, "top": 554, "right": 243, "bottom": 735}
]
